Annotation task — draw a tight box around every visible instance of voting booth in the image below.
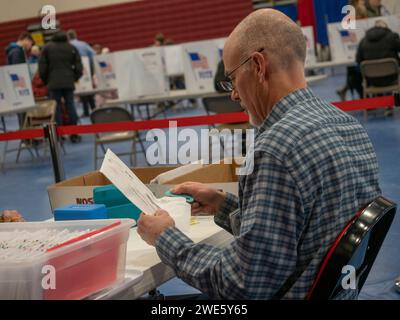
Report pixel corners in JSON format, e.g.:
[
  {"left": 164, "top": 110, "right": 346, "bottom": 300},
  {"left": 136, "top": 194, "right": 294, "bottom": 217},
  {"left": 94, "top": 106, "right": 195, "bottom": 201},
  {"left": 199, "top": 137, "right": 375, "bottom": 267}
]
[
  {"left": 214, "top": 37, "right": 226, "bottom": 62},
  {"left": 94, "top": 53, "right": 118, "bottom": 90},
  {"left": 302, "top": 26, "right": 317, "bottom": 66},
  {"left": 327, "top": 15, "right": 400, "bottom": 62},
  {"left": 182, "top": 40, "right": 220, "bottom": 93},
  {"left": 0, "top": 63, "right": 35, "bottom": 113},
  {"left": 94, "top": 48, "right": 169, "bottom": 99},
  {"left": 164, "top": 45, "right": 185, "bottom": 76},
  {"left": 75, "top": 56, "right": 94, "bottom": 93},
  {"left": 131, "top": 47, "right": 169, "bottom": 97}
]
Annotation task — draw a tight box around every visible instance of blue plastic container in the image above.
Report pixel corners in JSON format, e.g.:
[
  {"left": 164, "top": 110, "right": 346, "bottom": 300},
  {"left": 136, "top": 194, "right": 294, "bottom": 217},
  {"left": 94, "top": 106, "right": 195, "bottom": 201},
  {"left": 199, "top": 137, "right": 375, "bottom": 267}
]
[{"left": 54, "top": 204, "right": 107, "bottom": 221}]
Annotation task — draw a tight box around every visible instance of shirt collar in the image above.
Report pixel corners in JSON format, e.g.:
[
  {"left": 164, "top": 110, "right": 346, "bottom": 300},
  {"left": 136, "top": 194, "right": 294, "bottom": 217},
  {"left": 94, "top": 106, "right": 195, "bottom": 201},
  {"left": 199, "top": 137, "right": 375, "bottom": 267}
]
[{"left": 256, "top": 87, "right": 315, "bottom": 136}]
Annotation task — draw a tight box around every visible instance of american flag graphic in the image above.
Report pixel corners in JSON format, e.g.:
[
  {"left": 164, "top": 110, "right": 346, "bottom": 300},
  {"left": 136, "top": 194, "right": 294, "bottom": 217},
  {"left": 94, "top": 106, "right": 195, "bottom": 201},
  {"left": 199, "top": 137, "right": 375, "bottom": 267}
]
[
  {"left": 339, "top": 30, "right": 357, "bottom": 43},
  {"left": 9, "top": 73, "right": 26, "bottom": 89},
  {"left": 189, "top": 52, "right": 209, "bottom": 69},
  {"left": 99, "top": 61, "right": 113, "bottom": 73}
]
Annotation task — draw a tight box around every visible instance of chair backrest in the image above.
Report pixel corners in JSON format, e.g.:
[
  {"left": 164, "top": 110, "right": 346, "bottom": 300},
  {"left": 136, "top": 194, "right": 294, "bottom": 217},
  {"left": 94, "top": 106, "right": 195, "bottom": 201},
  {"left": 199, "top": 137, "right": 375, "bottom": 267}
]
[
  {"left": 360, "top": 58, "right": 399, "bottom": 83},
  {"left": 203, "top": 95, "right": 242, "bottom": 114},
  {"left": 90, "top": 106, "right": 132, "bottom": 124},
  {"left": 24, "top": 100, "right": 56, "bottom": 128},
  {"left": 307, "top": 196, "right": 397, "bottom": 300}
]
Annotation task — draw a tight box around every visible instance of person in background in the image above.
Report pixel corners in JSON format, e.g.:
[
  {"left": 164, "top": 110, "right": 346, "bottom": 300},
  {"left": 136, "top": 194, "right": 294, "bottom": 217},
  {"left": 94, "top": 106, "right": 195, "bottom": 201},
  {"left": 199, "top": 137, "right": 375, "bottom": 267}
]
[
  {"left": 5, "top": 32, "right": 34, "bottom": 65},
  {"left": 39, "top": 31, "right": 83, "bottom": 143},
  {"left": 5, "top": 32, "right": 35, "bottom": 127},
  {"left": 67, "top": 29, "right": 95, "bottom": 62},
  {"left": 356, "top": 20, "right": 400, "bottom": 116},
  {"left": 336, "top": 0, "right": 368, "bottom": 101},
  {"left": 0, "top": 210, "right": 24, "bottom": 222},
  {"left": 67, "top": 29, "right": 97, "bottom": 117},
  {"left": 92, "top": 44, "right": 103, "bottom": 55},
  {"left": 153, "top": 33, "right": 165, "bottom": 46},
  {"left": 214, "top": 59, "right": 230, "bottom": 92},
  {"left": 31, "top": 71, "right": 49, "bottom": 100},
  {"left": 137, "top": 9, "right": 381, "bottom": 299},
  {"left": 28, "top": 45, "right": 40, "bottom": 64},
  {"left": 366, "top": 0, "right": 390, "bottom": 16}
]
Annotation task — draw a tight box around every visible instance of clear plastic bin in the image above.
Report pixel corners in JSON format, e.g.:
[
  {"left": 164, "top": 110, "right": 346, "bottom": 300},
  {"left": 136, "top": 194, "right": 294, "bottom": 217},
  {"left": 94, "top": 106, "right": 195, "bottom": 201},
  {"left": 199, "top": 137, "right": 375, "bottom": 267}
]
[{"left": 0, "top": 219, "right": 134, "bottom": 300}]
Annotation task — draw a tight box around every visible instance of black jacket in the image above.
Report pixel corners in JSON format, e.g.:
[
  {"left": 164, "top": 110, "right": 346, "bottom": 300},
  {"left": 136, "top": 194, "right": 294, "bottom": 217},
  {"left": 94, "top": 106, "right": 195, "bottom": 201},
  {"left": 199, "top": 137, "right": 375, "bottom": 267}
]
[
  {"left": 356, "top": 27, "right": 400, "bottom": 87},
  {"left": 214, "top": 60, "right": 230, "bottom": 92},
  {"left": 5, "top": 42, "right": 26, "bottom": 65},
  {"left": 39, "top": 32, "right": 83, "bottom": 90}
]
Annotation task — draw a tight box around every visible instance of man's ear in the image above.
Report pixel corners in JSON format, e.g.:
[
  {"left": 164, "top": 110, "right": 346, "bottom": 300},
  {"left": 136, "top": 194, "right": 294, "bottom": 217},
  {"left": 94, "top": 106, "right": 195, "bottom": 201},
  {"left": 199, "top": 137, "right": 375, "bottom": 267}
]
[{"left": 253, "top": 52, "right": 267, "bottom": 83}]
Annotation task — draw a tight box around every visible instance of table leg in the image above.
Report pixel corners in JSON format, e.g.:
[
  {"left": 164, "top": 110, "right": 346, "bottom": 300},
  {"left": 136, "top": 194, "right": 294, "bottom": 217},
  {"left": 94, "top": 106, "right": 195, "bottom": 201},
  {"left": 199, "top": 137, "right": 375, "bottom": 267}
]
[{"left": 0, "top": 140, "right": 8, "bottom": 172}]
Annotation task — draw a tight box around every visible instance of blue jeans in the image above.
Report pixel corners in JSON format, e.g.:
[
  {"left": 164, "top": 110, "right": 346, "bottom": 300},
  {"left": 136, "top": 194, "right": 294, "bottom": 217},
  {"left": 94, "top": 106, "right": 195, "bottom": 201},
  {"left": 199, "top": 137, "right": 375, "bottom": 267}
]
[{"left": 49, "top": 89, "right": 78, "bottom": 125}]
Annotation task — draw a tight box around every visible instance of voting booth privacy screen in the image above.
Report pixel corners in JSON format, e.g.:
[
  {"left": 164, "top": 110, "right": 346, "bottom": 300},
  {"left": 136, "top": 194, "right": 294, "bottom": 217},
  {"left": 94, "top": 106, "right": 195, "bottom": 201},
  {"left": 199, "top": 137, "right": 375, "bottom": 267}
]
[
  {"left": 328, "top": 14, "right": 400, "bottom": 62},
  {"left": 91, "top": 28, "right": 317, "bottom": 98},
  {"left": 0, "top": 28, "right": 319, "bottom": 109},
  {"left": 75, "top": 56, "right": 93, "bottom": 93},
  {"left": 182, "top": 40, "right": 220, "bottom": 94},
  {"left": 0, "top": 63, "right": 35, "bottom": 113},
  {"left": 95, "top": 48, "right": 168, "bottom": 99},
  {"left": 94, "top": 53, "right": 117, "bottom": 90}
]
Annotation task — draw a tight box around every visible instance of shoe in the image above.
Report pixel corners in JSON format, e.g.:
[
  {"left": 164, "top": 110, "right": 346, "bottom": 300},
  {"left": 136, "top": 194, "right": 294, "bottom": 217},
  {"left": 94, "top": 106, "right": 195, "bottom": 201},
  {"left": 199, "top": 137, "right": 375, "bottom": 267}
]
[
  {"left": 69, "top": 134, "right": 82, "bottom": 143},
  {"left": 336, "top": 88, "right": 347, "bottom": 101},
  {"left": 384, "top": 108, "right": 394, "bottom": 117}
]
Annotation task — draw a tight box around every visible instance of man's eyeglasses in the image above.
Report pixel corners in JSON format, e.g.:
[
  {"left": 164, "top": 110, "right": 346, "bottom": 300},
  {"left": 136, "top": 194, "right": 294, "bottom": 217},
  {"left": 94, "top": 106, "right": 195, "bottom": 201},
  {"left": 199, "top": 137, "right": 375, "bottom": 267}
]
[{"left": 218, "top": 48, "right": 264, "bottom": 92}]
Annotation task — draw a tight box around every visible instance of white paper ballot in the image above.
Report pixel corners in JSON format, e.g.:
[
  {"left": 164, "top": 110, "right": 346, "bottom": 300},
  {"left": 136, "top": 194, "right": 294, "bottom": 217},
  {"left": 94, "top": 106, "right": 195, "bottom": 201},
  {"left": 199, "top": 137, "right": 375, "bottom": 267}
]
[{"left": 100, "top": 149, "right": 191, "bottom": 232}]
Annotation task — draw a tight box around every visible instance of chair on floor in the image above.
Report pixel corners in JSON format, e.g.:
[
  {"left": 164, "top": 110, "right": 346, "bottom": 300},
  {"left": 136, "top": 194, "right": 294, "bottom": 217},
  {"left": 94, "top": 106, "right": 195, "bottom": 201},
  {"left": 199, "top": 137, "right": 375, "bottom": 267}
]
[
  {"left": 16, "top": 99, "right": 62, "bottom": 162},
  {"left": 203, "top": 95, "right": 251, "bottom": 131},
  {"left": 90, "top": 106, "right": 145, "bottom": 169},
  {"left": 360, "top": 58, "right": 400, "bottom": 118},
  {"left": 203, "top": 95, "right": 252, "bottom": 159},
  {"left": 307, "top": 196, "right": 397, "bottom": 300}
]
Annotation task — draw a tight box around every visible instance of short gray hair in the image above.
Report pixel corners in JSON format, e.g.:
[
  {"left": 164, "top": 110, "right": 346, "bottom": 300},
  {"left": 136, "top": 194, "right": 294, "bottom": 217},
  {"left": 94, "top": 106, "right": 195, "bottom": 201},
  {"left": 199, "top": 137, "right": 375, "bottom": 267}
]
[
  {"left": 67, "top": 29, "right": 77, "bottom": 40},
  {"left": 233, "top": 9, "right": 307, "bottom": 71}
]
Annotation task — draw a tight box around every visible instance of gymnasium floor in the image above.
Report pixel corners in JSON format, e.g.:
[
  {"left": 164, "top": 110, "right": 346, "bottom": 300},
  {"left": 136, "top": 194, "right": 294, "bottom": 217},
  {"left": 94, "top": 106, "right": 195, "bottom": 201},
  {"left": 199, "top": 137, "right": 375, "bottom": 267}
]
[{"left": 0, "top": 69, "right": 399, "bottom": 299}]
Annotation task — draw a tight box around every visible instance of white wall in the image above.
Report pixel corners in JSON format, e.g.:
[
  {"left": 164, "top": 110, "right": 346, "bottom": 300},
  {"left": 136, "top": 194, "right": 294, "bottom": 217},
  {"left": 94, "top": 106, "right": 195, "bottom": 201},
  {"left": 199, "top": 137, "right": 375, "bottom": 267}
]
[{"left": 0, "top": 0, "right": 141, "bottom": 23}]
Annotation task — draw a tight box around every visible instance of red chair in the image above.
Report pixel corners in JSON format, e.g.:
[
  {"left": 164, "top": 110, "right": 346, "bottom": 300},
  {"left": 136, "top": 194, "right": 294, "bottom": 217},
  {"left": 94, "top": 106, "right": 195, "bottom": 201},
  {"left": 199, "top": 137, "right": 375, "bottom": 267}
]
[{"left": 307, "top": 196, "right": 397, "bottom": 300}]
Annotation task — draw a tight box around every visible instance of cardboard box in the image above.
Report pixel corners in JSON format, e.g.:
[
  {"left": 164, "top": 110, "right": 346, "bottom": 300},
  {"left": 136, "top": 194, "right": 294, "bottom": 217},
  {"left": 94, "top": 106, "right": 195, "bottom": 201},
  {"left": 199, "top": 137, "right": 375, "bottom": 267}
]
[
  {"left": 149, "top": 160, "right": 240, "bottom": 198},
  {"left": 48, "top": 160, "right": 242, "bottom": 212},
  {"left": 47, "top": 166, "right": 178, "bottom": 211}
]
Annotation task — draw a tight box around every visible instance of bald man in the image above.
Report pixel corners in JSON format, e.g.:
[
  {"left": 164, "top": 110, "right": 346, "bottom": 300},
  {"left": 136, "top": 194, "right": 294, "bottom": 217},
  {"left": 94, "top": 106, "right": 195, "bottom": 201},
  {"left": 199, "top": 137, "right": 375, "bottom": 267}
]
[{"left": 138, "top": 9, "right": 381, "bottom": 299}]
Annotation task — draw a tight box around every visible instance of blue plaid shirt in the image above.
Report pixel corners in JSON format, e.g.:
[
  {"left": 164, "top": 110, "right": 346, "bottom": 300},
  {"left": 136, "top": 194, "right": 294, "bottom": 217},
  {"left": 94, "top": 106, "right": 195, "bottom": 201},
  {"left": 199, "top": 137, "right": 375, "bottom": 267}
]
[{"left": 155, "top": 88, "right": 381, "bottom": 299}]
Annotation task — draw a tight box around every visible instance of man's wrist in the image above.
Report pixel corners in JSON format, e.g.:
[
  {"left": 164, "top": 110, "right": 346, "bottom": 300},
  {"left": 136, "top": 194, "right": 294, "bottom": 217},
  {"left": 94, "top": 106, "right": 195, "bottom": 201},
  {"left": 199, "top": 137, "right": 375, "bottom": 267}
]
[{"left": 213, "top": 189, "right": 227, "bottom": 213}]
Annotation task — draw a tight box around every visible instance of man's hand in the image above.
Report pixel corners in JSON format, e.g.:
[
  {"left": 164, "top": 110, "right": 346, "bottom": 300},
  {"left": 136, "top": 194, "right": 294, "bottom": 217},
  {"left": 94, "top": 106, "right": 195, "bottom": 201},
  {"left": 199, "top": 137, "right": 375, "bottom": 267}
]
[
  {"left": 137, "top": 210, "right": 175, "bottom": 246},
  {"left": 0, "top": 210, "right": 25, "bottom": 222},
  {"left": 171, "top": 182, "right": 226, "bottom": 215}
]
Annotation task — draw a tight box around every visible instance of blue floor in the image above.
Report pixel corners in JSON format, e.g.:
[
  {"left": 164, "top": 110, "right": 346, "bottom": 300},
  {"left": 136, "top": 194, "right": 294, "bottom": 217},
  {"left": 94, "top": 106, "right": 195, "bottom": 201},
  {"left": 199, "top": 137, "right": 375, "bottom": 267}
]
[{"left": 0, "top": 69, "right": 399, "bottom": 299}]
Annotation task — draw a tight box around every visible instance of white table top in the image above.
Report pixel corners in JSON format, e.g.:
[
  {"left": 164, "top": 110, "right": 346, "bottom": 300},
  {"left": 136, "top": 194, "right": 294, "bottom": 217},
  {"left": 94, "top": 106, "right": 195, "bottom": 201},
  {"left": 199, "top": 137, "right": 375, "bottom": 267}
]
[
  {"left": 104, "top": 90, "right": 228, "bottom": 107},
  {"left": 0, "top": 104, "right": 38, "bottom": 116},
  {"left": 305, "top": 74, "right": 328, "bottom": 84},
  {"left": 305, "top": 59, "right": 356, "bottom": 70},
  {"left": 75, "top": 88, "right": 117, "bottom": 97},
  {"left": 112, "top": 216, "right": 233, "bottom": 299},
  {"left": 104, "top": 74, "right": 327, "bottom": 108}
]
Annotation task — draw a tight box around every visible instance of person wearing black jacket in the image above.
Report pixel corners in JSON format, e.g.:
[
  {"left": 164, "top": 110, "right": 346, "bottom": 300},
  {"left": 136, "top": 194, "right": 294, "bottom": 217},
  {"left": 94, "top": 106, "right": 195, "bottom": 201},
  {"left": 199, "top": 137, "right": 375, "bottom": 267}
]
[
  {"left": 214, "top": 60, "right": 230, "bottom": 92},
  {"left": 356, "top": 21, "right": 400, "bottom": 116},
  {"left": 356, "top": 21, "right": 400, "bottom": 86},
  {"left": 39, "top": 31, "right": 83, "bottom": 142}
]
